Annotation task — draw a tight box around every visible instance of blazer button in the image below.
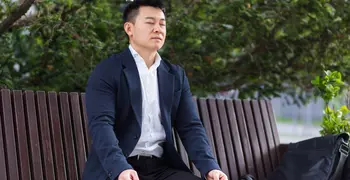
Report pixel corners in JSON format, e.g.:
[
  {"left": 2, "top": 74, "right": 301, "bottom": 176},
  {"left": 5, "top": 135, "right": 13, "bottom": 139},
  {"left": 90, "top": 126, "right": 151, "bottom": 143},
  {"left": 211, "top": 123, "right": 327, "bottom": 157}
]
[{"left": 134, "top": 135, "right": 138, "bottom": 139}]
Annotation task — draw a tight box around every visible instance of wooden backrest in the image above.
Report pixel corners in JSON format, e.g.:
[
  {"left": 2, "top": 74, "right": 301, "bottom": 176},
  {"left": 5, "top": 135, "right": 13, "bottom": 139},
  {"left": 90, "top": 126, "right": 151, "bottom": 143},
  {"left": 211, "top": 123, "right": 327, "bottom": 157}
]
[
  {"left": 0, "top": 89, "right": 89, "bottom": 180},
  {"left": 174, "top": 98, "right": 282, "bottom": 180},
  {"left": 0, "top": 90, "right": 281, "bottom": 180}
]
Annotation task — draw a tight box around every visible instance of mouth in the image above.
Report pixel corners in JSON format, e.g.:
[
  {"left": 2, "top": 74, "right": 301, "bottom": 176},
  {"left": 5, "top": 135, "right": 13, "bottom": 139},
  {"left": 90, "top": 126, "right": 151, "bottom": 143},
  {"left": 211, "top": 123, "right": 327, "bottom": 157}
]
[{"left": 151, "top": 37, "right": 162, "bottom": 41}]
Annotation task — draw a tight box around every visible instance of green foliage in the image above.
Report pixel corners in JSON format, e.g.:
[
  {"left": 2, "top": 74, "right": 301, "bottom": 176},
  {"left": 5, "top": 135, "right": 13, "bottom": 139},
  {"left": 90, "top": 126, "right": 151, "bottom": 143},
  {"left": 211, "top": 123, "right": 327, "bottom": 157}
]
[
  {"left": 1, "top": 0, "right": 127, "bottom": 91},
  {"left": 312, "top": 70, "right": 350, "bottom": 136},
  {"left": 1, "top": 0, "right": 350, "bottom": 104},
  {"left": 311, "top": 70, "right": 345, "bottom": 105},
  {"left": 320, "top": 105, "right": 350, "bottom": 135}
]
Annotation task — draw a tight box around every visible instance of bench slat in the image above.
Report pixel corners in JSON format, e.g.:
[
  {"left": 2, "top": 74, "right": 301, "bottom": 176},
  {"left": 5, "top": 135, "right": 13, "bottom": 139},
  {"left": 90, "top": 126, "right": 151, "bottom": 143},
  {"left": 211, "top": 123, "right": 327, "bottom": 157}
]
[
  {"left": 24, "top": 90, "right": 44, "bottom": 180},
  {"left": 266, "top": 100, "right": 281, "bottom": 162},
  {"left": 237, "top": 100, "right": 260, "bottom": 178},
  {"left": 48, "top": 92, "right": 67, "bottom": 180},
  {"left": 259, "top": 100, "right": 278, "bottom": 171},
  {"left": 251, "top": 100, "right": 273, "bottom": 177},
  {"left": 225, "top": 100, "right": 246, "bottom": 177},
  {"left": 191, "top": 98, "right": 201, "bottom": 177},
  {"left": 37, "top": 91, "right": 56, "bottom": 179},
  {"left": 1, "top": 90, "right": 19, "bottom": 180},
  {"left": 80, "top": 93, "right": 91, "bottom": 156},
  {"left": 12, "top": 90, "right": 31, "bottom": 180},
  {"left": 242, "top": 100, "right": 264, "bottom": 179},
  {"left": 70, "top": 92, "right": 87, "bottom": 178},
  {"left": 207, "top": 99, "right": 230, "bottom": 177},
  {"left": 59, "top": 92, "right": 79, "bottom": 180},
  {"left": 0, "top": 92, "right": 8, "bottom": 180},
  {"left": 174, "top": 131, "right": 190, "bottom": 168},
  {"left": 217, "top": 99, "right": 239, "bottom": 179},
  {"left": 198, "top": 99, "right": 217, "bottom": 160}
]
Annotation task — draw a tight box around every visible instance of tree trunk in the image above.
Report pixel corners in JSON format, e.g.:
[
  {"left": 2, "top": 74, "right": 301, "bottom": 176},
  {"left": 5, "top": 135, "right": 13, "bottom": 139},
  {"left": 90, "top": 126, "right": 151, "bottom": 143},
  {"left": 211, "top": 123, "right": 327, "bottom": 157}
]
[{"left": 0, "top": 0, "right": 35, "bottom": 35}]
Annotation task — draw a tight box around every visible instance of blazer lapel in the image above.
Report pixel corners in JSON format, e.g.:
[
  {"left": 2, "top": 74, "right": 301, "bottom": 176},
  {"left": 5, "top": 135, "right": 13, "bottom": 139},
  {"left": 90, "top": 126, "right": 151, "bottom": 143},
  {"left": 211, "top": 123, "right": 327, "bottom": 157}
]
[
  {"left": 158, "top": 61, "right": 174, "bottom": 133},
  {"left": 121, "top": 49, "right": 142, "bottom": 127},
  {"left": 120, "top": 48, "right": 175, "bottom": 131}
]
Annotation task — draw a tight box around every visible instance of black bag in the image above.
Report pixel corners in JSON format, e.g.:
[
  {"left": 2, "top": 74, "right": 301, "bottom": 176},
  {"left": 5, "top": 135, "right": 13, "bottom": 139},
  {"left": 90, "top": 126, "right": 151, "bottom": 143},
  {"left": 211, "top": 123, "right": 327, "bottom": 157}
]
[
  {"left": 342, "top": 149, "right": 350, "bottom": 180},
  {"left": 239, "top": 174, "right": 255, "bottom": 180},
  {"left": 268, "top": 133, "right": 349, "bottom": 180}
]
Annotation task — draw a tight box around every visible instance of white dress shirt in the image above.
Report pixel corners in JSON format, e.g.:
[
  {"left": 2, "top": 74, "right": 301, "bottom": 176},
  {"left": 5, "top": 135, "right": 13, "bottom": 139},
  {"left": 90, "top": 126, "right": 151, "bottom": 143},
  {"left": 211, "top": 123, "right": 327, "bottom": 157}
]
[{"left": 128, "top": 45, "right": 166, "bottom": 158}]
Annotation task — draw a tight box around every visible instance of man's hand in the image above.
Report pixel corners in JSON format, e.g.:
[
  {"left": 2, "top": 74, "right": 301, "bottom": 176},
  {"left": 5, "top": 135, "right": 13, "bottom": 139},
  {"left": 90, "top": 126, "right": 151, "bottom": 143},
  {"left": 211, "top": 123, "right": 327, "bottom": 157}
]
[
  {"left": 118, "top": 169, "right": 139, "bottom": 180},
  {"left": 206, "top": 169, "right": 228, "bottom": 180}
]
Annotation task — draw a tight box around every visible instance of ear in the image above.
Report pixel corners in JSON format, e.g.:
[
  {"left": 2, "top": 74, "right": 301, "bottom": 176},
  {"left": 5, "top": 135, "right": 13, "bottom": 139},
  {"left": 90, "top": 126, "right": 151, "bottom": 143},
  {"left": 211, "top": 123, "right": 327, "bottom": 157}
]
[{"left": 124, "top": 22, "right": 133, "bottom": 37}]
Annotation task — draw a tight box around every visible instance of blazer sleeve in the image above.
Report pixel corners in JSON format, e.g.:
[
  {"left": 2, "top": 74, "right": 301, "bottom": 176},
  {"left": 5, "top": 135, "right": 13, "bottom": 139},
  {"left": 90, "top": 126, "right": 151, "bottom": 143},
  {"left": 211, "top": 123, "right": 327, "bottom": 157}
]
[
  {"left": 85, "top": 63, "right": 133, "bottom": 180},
  {"left": 174, "top": 67, "right": 221, "bottom": 177}
]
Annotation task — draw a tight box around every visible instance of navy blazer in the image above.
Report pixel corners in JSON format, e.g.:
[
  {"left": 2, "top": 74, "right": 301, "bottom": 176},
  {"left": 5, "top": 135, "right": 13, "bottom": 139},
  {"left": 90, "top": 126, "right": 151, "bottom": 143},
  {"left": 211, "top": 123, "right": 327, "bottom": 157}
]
[{"left": 82, "top": 48, "right": 220, "bottom": 180}]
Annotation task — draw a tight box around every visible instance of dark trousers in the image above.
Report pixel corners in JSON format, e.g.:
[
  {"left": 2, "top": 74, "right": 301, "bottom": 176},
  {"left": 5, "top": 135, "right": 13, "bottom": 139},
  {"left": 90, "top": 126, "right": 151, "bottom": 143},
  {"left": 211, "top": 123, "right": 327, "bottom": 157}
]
[{"left": 127, "top": 156, "right": 201, "bottom": 180}]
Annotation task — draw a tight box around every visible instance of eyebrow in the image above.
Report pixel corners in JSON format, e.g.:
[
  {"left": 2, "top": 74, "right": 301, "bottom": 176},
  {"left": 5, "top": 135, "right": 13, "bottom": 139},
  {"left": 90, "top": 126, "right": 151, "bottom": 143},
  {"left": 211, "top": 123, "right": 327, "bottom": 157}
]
[{"left": 145, "top": 17, "right": 166, "bottom": 21}]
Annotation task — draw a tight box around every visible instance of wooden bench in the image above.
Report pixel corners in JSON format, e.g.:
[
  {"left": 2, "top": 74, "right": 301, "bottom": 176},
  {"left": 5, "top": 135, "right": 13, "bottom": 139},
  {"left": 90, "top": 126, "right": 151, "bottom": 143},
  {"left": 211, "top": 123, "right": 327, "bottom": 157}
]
[{"left": 0, "top": 89, "right": 285, "bottom": 180}]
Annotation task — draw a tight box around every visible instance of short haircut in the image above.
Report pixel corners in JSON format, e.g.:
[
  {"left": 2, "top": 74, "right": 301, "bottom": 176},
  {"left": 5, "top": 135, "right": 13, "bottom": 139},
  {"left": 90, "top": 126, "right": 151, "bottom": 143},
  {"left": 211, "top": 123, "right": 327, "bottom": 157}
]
[{"left": 122, "top": 0, "right": 166, "bottom": 24}]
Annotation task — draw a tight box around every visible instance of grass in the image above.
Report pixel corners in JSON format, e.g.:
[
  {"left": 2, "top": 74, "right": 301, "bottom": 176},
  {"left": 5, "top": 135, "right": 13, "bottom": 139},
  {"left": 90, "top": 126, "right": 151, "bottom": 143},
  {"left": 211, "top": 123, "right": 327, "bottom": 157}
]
[{"left": 276, "top": 116, "right": 322, "bottom": 126}]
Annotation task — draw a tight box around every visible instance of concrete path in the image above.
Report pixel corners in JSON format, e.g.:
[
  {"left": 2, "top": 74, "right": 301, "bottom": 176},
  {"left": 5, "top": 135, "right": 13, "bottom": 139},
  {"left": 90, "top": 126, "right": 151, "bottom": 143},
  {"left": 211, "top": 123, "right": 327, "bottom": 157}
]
[{"left": 276, "top": 123, "right": 322, "bottom": 143}]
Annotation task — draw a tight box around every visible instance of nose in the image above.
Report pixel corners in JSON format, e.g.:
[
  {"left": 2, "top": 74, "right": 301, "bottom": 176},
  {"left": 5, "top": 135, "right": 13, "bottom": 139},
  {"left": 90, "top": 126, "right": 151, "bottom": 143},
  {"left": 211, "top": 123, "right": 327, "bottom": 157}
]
[{"left": 153, "top": 24, "right": 162, "bottom": 33}]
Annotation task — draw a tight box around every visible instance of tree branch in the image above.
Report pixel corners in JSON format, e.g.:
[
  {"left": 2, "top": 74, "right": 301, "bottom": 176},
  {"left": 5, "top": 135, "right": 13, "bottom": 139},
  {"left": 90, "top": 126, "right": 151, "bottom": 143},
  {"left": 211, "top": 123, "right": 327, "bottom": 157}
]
[
  {"left": 8, "top": 1, "right": 88, "bottom": 31},
  {"left": 10, "top": 15, "right": 36, "bottom": 29},
  {"left": 0, "top": 0, "right": 35, "bottom": 36}
]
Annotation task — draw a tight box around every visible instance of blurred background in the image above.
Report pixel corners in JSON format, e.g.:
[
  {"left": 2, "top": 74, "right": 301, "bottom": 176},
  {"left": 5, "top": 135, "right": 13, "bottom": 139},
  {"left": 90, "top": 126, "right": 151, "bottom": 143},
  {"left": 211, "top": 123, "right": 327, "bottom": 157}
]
[{"left": 1, "top": 0, "right": 350, "bottom": 143}]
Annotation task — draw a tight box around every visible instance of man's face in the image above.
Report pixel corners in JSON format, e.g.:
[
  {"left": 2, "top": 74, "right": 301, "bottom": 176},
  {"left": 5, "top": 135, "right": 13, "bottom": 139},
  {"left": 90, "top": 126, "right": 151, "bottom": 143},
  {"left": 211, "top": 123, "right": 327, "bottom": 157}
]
[{"left": 125, "top": 6, "right": 166, "bottom": 51}]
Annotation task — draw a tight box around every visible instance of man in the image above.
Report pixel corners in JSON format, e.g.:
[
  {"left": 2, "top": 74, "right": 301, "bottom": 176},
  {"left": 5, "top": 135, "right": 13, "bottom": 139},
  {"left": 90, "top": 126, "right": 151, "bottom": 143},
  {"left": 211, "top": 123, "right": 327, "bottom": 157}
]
[{"left": 82, "top": 0, "right": 228, "bottom": 180}]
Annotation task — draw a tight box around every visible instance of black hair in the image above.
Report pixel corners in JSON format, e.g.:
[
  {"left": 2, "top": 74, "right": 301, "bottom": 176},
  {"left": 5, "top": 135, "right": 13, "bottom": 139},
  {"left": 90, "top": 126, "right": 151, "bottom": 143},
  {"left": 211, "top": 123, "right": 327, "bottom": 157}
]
[{"left": 122, "top": 0, "right": 166, "bottom": 24}]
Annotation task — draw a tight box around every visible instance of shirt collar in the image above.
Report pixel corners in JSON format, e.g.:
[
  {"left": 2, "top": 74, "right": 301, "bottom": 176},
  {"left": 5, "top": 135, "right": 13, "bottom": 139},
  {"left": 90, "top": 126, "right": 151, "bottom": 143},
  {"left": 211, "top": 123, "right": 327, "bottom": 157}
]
[{"left": 128, "top": 44, "right": 162, "bottom": 69}]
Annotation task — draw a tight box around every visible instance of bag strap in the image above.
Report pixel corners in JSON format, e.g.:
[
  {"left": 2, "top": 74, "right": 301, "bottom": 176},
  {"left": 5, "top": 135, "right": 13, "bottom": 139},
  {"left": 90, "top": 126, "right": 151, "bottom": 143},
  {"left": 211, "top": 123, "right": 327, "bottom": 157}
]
[{"left": 330, "top": 139, "right": 349, "bottom": 180}]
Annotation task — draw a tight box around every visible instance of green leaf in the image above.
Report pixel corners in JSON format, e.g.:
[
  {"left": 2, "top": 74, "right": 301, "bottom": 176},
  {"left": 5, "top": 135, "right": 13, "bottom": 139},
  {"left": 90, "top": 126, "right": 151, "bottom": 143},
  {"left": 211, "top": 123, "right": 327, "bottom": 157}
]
[
  {"left": 311, "top": 76, "right": 320, "bottom": 85},
  {"left": 324, "top": 106, "right": 333, "bottom": 114},
  {"left": 340, "top": 105, "right": 350, "bottom": 114},
  {"left": 67, "top": 0, "right": 73, "bottom": 8},
  {"left": 325, "top": 3, "right": 336, "bottom": 16}
]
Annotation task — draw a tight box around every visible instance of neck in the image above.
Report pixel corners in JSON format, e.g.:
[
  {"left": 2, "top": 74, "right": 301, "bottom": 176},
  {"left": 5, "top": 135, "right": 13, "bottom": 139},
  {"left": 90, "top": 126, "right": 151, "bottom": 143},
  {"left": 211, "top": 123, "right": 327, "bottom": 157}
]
[{"left": 130, "top": 43, "right": 157, "bottom": 69}]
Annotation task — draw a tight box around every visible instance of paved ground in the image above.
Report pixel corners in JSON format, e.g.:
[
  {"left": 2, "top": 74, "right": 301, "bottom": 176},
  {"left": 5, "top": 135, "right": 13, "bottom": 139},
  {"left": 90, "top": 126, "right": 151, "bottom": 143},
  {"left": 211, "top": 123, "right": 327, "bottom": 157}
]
[{"left": 276, "top": 123, "right": 322, "bottom": 143}]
